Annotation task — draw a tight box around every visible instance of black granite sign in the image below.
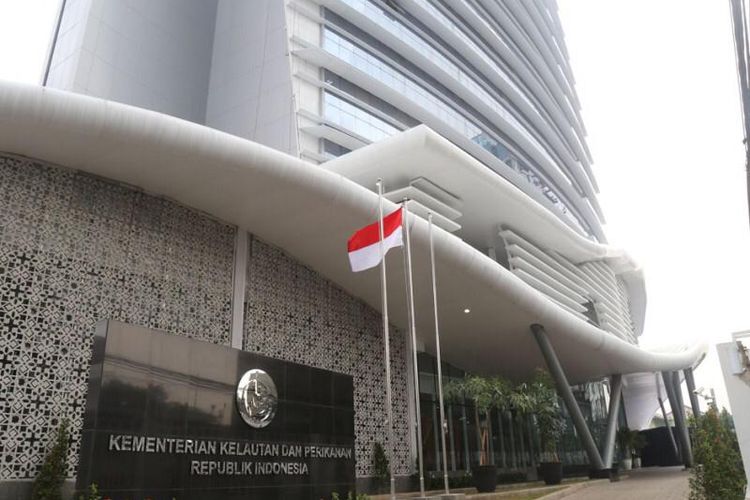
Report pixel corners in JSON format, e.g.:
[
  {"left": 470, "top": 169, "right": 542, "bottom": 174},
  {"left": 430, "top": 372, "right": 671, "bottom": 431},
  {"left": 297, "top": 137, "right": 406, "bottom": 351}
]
[{"left": 76, "top": 320, "right": 355, "bottom": 499}]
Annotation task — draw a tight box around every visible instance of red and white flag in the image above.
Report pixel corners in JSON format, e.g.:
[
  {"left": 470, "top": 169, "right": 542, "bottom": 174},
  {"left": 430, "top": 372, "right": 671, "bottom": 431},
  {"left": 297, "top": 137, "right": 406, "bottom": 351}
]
[{"left": 347, "top": 207, "right": 403, "bottom": 272}]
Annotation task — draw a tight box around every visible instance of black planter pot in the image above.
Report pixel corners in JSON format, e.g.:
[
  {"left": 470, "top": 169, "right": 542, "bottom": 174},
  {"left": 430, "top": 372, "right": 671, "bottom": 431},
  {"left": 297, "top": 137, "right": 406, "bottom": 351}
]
[
  {"left": 472, "top": 464, "right": 498, "bottom": 493},
  {"left": 538, "top": 462, "right": 563, "bottom": 485}
]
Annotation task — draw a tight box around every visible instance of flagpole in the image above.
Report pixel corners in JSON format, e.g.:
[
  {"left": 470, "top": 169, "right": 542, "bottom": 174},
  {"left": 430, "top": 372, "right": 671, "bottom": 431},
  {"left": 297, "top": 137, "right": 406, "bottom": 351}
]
[
  {"left": 376, "top": 179, "right": 396, "bottom": 500},
  {"left": 428, "top": 212, "right": 450, "bottom": 494},
  {"left": 401, "top": 199, "right": 425, "bottom": 496}
]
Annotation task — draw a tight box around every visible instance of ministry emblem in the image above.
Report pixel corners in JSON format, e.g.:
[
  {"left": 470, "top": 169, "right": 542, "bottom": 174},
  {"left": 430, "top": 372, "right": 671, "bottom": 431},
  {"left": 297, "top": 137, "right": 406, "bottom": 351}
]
[{"left": 236, "top": 369, "right": 278, "bottom": 428}]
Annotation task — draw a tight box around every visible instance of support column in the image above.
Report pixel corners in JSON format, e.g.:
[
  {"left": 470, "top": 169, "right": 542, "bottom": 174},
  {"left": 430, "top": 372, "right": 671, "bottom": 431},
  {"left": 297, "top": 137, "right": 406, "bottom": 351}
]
[
  {"left": 530, "top": 324, "right": 605, "bottom": 470},
  {"left": 602, "top": 374, "right": 623, "bottom": 468},
  {"left": 230, "top": 230, "right": 249, "bottom": 349},
  {"left": 684, "top": 368, "right": 701, "bottom": 419},
  {"left": 658, "top": 395, "right": 680, "bottom": 461},
  {"left": 671, "top": 372, "right": 694, "bottom": 461},
  {"left": 661, "top": 371, "right": 693, "bottom": 467}
]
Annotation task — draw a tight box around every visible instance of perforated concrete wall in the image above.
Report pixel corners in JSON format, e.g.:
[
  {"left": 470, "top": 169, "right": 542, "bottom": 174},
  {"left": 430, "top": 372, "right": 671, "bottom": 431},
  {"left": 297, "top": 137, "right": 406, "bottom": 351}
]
[
  {"left": 244, "top": 237, "right": 411, "bottom": 477},
  {"left": 0, "top": 154, "right": 235, "bottom": 480},
  {"left": 0, "top": 154, "right": 410, "bottom": 483}
]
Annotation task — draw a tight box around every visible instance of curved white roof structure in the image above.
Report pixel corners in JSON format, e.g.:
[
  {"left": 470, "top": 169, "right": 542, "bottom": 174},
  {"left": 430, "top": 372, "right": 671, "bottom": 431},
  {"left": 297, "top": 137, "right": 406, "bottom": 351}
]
[{"left": 0, "top": 81, "right": 706, "bottom": 384}]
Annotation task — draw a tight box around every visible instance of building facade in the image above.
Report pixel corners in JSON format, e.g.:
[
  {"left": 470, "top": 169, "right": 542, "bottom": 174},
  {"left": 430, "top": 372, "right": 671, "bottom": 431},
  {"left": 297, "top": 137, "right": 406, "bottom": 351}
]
[
  {"left": 0, "top": 0, "right": 708, "bottom": 496},
  {"left": 45, "top": 0, "right": 602, "bottom": 241}
]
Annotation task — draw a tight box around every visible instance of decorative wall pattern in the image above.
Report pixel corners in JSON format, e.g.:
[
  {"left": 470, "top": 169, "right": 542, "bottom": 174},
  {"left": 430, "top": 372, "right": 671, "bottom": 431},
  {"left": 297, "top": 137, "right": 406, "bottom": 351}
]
[
  {"left": 243, "top": 238, "right": 411, "bottom": 477},
  {"left": 0, "top": 155, "right": 235, "bottom": 480}
]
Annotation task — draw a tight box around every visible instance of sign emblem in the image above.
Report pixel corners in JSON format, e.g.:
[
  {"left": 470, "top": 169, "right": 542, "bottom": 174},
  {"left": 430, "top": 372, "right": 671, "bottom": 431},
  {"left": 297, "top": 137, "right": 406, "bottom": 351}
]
[{"left": 236, "top": 369, "right": 278, "bottom": 428}]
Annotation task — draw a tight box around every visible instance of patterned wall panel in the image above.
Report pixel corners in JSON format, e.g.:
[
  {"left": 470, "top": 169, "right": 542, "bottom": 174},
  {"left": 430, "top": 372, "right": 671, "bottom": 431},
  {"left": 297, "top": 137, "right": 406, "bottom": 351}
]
[
  {"left": 0, "top": 155, "right": 235, "bottom": 480},
  {"left": 243, "top": 238, "right": 411, "bottom": 477}
]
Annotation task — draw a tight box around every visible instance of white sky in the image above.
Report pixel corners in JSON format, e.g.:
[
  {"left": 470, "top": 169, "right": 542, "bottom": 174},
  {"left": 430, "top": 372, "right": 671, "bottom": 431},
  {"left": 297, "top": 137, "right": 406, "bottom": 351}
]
[
  {"left": 0, "top": 1, "right": 747, "bottom": 414},
  {"left": 558, "top": 0, "right": 750, "bottom": 411}
]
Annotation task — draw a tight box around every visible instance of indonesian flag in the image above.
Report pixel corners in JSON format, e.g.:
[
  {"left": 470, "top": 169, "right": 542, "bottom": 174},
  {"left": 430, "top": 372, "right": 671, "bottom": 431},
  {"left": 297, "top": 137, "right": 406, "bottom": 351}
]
[{"left": 347, "top": 207, "right": 403, "bottom": 272}]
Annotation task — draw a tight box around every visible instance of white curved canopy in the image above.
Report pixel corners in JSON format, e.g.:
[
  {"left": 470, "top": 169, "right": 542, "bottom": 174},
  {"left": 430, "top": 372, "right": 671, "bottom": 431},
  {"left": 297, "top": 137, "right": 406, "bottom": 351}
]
[
  {"left": 0, "top": 81, "right": 706, "bottom": 383},
  {"left": 324, "top": 125, "right": 647, "bottom": 337}
]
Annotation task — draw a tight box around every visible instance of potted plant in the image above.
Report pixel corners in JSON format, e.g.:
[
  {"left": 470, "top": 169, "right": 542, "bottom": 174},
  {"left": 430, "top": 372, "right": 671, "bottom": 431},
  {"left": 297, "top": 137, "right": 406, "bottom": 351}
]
[
  {"left": 527, "top": 370, "right": 566, "bottom": 485},
  {"left": 631, "top": 432, "right": 647, "bottom": 468},
  {"left": 616, "top": 427, "right": 635, "bottom": 470},
  {"left": 445, "top": 376, "right": 509, "bottom": 492}
]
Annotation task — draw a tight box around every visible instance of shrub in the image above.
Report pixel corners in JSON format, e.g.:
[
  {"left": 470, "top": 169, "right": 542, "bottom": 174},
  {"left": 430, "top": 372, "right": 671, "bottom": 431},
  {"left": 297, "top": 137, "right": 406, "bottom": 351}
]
[
  {"left": 527, "top": 369, "right": 566, "bottom": 462},
  {"left": 372, "top": 442, "right": 389, "bottom": 481},
  {"left": 328, "top": 492, "right": 369, "bottom": 500},
  {"left": 616, "top": 427, "right": 637, "bottom": 459},
  {"left": 689, "top": 407, "right": 746, "bottom": 500},
  {"left": 78, "top": 483, "right": 101, "bottom": 500},
  {"left": 31, "top": 419, "right": 70, "bottom": 500}
]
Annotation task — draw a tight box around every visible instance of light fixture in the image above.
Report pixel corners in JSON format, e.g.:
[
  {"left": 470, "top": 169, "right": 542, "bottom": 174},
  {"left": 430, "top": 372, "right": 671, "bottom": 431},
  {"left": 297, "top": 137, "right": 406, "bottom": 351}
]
[{"left": 463, "top": 308, "right": 470, "bottom": 314}]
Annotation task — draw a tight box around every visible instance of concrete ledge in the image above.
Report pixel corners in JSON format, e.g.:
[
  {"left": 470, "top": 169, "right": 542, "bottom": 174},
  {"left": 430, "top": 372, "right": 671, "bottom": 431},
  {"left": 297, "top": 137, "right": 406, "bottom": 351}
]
[
  {"left": 535, "top": 479, "right": 609, "bottom": 499},
  {"left": 0, "top": 479, "right": 75, "bottom": 500},
  {"left": 371, "top": 478, "right": 610, "bottom": 500}
]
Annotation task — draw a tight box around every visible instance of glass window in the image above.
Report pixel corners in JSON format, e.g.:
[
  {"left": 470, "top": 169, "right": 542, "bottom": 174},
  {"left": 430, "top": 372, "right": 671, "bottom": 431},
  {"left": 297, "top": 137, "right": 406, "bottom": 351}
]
[
  {"left": 323, "top": 92, "right": 399, "bottom": 143},
  {"left": 322, "top": 28, "right": 594, "bottom": 239}
]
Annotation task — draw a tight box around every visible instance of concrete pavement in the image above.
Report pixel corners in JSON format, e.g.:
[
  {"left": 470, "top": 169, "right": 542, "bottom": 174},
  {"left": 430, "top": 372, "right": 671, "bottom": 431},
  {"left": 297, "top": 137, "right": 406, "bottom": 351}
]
[{"left": 561, "top": 466, "right": 690, "bottom": 500}]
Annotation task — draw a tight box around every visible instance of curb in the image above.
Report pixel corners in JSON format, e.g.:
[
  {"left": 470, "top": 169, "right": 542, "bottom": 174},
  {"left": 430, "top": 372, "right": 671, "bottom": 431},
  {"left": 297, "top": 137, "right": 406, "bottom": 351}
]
[{"left": 536, "top": 479, "right": 610, "bottom": 499}]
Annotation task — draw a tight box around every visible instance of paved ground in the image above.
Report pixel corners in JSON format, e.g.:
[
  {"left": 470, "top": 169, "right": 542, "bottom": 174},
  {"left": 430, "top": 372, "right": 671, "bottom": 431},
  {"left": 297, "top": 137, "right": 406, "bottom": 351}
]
[{"left": 563, "top": 466, "right": 690, "bottom": 500}]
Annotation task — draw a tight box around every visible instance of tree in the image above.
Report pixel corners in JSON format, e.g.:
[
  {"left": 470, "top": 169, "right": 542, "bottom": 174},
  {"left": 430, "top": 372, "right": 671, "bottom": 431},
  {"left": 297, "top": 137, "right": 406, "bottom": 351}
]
[
  {"left": 616, "top": 427, "right": 636, "bottom": 460},
  {"left": 527, "top": 370, "right": 566, "bottom": 462},
  {"left": 444, "top": 376, "right": 511, "bottom": 466},
  {"left": 372, "top": 442, "right": 389, "bottom": 481},
  {"left": 78, "top": 483, "right": 101, "bottom": 500},
  {"left": 31, "top": 419, "right": 70, "bottom": 500},
  {"left": 689, "top": 407, "right": 746, "bottom": 500}
]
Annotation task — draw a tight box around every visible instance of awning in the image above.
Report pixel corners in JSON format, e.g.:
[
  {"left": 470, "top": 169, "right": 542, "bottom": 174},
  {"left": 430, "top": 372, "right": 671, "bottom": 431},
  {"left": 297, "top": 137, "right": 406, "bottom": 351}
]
[{"left": 0, "top": 81, "right": 707, "bottom": 383}]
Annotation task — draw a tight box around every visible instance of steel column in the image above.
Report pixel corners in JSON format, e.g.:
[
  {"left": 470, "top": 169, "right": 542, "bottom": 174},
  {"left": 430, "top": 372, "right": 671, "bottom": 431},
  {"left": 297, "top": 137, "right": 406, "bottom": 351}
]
[
  {"left": 602, "top": 374, "right": 623, "bottom": 468},
  {"left": 671, "top": 371, "right": 694, "bottom": 464},
  {"left": 658, "top": 395, "right": 680, "bottom": 461},
  {"left": 530, "top": 324, "right": 605, "bottom": 470},
  {"left": 661, "top": 371, "right": 693, "bottom": 467},
  {"left": 684, "top": 368, "right": 701, "bottom": 419}
]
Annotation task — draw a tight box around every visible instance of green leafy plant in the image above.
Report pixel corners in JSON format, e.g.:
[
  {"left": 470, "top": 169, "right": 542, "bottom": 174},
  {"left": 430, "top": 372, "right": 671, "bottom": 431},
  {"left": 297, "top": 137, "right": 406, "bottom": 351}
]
[
  {"left": 616, "top": 427, "right": 637, "bottom": 459},
  {"left": 527, "top": 370, "right": 566, "bottom": 462},
  {"left": 372, "top": 442, "right": 389, "bottom": 481},
  {"left": 31, "top": 419, "right": 70, "bottom": 500},
  {"left": 328, "top": 492, "right": 369, "bottom": 500},
  {"left": 689, "top": 407, "right": 746, "bottom": 500},
  {"left": 78, "top": 483, "right": 102, "bottom": 500},
  {"left": 444, "top": 375, "right": 511, "bottom": 466},
  {"left": 631, "top": 432, "right": 648, "bottom": 458}
]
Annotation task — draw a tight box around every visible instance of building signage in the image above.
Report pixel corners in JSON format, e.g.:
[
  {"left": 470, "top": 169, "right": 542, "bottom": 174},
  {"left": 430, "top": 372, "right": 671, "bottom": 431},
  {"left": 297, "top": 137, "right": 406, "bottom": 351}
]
[
  {"left": 76, "top": 321, "right": 355, "bottom": 500},
  {"left": 105, "top": 433, "right": 352, "bottom": 476}
]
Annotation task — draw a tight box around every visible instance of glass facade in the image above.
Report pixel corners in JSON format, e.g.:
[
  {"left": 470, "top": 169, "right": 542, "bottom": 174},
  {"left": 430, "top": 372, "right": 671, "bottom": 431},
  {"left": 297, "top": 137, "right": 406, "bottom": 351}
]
[
  {"left": 417, "top": 352, "right": 612, "bottom": 472},
  {"left": 321, "top": 26, "right": 594, "bottom": 237},
  {"left": 323, "top": 91, "right": 399, "bottom": 143}
]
